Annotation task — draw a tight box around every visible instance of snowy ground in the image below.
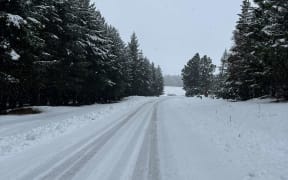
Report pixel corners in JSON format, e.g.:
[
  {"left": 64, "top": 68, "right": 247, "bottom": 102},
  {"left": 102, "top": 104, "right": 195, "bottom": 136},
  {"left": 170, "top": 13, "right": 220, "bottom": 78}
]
[
  {"left": 0, "top": 96, "right": 287, "bottom": 180},
  {"left": 0, "top": 97, "right": 155, "bottom": 158},
  {"left": 158, "top": 97, "right": 288, "bottom": 180},
  {"left": 164, "top": 86, "right": 185, "bottom": 96}
]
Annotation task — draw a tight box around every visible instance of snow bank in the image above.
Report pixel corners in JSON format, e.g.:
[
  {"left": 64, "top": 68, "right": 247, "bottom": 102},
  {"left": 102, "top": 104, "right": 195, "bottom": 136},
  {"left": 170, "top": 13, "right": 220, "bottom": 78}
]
[
  {"left": 159, "top": 97, "right": 288, "bottom": 180},
  {"left": 0, "top": 97, "right": 155, "bottom": 158},
  {"left": 164, "top": 86, "right": 185, "bottom": 96}
]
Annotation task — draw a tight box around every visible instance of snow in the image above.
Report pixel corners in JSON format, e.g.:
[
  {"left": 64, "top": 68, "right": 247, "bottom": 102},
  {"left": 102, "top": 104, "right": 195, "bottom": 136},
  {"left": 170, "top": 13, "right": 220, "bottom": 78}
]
[
  {"left": 278, "top": 38, "right": 286, "bottom": 43},
  {"left": 27, "top": 17, "right": 41, "bottom": 25},
  {"left": 278, "top": 7, "right": 286, "bottom": 13},
  {"left": 107, "top": 80, "right": 116, "bottom": 86},
  {"left": 6, "top": 13, "right": 26, "bottom": 29},
  {"left": 10, "top": 49, "right": 20, "bottom": 61},
  {"left": 158, "top": 97, "right": 288, "bottom": 180},
  {"left": 88, "top": 35, "right": 105, "bottom": 42},
  {"left": 0, "top": 41, "right": 9, "bottom": 49},
  {"left": 0, "top": 96, "right": 155, "bottom": 158},
  {"left": 164, "top": 86, "right": 185, "bottom": 96},
  {"left": 0, "top": 96, "right": 287, "bottom": 180},
  {"left": 51, "top": 34, "right": 59, "bottom": 39},
  {"left": 0, "top": 73, "right": 19, "bottom": 83},
  {"left": 262, "top": 25, "right": 273, "bottom": 36}
]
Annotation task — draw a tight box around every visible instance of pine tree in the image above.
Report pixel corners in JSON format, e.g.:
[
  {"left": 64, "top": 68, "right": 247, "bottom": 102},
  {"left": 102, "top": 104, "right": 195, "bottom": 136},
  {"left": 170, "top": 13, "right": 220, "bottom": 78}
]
[
  {"left": 255, "top": 0, "right": 288, "bottom": 98},
  {"left": 0, "top": 0, "right": 39, "bottom": 109},
  {"left": 219, "top": 50, "right": 229, "bottom": 80},
  {"left": 0, "top": 0, "right": 164, "bottom": 111},
  {"left": 79, "top": 4, "right": 111, "bottom": 103},
  {"left": 182, "top": 53, "right": 215, "bottom": 97},
  {"left": 214, "top": 50, "right": 229, "bottom": 98},
  {"left": 127, "top": 33, "right": 141, "bottom": 95},
  {"left": 224, "top": 0, "right": 288, "bottom": 100},
  {"left": 199, "top": 55, "right": 216, "bottom": 96},
  {"left": 104, "top": 25, "right": 129, "bottom": 100},
  {"left": 155, "top": 66, "right": 164, "bottom": 96},
  {"left": 225, "top": 0, "right": 266, "bottom": 100},
  {"left": 182, "top": 53, "right": 201, "bottom": 96},
  {"left": 24, "top": 0, "right": 62, "bottom": 105}
]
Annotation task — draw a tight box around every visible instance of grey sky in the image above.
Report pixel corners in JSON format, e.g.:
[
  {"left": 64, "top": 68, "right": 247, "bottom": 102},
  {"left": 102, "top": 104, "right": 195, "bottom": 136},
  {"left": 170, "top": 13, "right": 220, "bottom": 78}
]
[{"left": 93, "top": 0, "right": 242, "bottom": 75}]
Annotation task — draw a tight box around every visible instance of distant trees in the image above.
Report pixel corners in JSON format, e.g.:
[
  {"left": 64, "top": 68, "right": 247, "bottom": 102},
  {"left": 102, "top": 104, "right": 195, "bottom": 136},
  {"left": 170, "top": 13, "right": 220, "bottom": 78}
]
[
  {"left": 126, "top": 33, "right": 164, "bottom": 96},
  {"left": 214, "top": 50, "right": 229, "bottom": 98},
  {"left": 0, "top": 0, "right": 163, "bottom": 111},
  {"left": 164, "top": 75, "right": 183, "bottom": 87},
  {"left": 182, "top": 53, "right": 216, "bottom": 97}
]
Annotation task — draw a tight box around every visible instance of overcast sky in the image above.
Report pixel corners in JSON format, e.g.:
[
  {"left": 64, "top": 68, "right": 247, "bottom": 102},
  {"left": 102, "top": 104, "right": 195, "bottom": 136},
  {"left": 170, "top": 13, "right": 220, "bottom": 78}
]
[{"left": 93, "top": 0, "right": 242, "bottom": 75}]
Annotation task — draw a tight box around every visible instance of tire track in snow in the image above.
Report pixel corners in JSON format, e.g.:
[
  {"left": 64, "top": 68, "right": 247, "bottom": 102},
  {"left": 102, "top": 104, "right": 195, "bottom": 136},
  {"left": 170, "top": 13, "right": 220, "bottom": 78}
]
[
  {"left": 19, "top": 101, "right": 155, "bottom": 180},
  {"left": 132, "top": 102, "right": 161, "bottom": 180},
  {"left": 148, "top": 103, "right": 161, "bottom": 180},
  {"left": 58, "top": 104, "right": 155, "bottom": 180},
  {"left": 105, "top": 104, "right": 155, "bottom": 180}
]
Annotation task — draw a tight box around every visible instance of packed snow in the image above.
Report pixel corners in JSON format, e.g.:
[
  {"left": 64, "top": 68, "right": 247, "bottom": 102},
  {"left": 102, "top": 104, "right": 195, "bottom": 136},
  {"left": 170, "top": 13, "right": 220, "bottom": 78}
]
[
  {"left": 0, "top": 96, "right": 287, "bottom": 180},
  {"left": 0, "top": 97, "right": 155, "bottom": 158}
]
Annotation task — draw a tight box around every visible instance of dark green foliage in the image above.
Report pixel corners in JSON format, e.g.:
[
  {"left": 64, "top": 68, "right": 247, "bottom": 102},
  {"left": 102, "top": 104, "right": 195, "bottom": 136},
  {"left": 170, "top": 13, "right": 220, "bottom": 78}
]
[
  {"left": 154, "top": 66, "right": 164, "bottom": 96},
  {"left": 182, "top": 53, "right": 216, "bottom": 97},
  {"left": 225, "top": 0, "right": 267, "bottom": 100},
  {"left": 0, "top": 0, "right": 34, "bottom": 109},
  {"left": 182, "top": 53, "right": 201, "bottom": 96},
  {"left": 0, "top": 0, "right": 164, "bottom": 111},
  {"left": 221, "top": 0, "right": 288, "bottom": 100},
  {"left": 213, "top": 50, "right": 230, "bottom": 98},
  {"left": 126, "top": 33, "right": 164, "bottom": 96}
]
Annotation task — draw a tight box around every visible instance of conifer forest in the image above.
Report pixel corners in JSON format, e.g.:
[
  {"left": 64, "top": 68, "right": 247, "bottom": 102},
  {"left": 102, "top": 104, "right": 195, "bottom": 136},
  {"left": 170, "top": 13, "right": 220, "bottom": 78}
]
[
  {"left": 182, "top": 0, "right": 288, "bottom": 100},
  {"left": 0, "top": 1, "right": 288, "bottom": 179},
  {"left": 0, "top": 0, "right": 164, "bottom": 111}
]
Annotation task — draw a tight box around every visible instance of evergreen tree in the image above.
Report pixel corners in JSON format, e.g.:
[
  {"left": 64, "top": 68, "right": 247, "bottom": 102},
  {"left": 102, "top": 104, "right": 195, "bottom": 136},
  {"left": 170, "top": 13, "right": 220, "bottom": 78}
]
[
  {"left": 223, "top": 0, "right": 288, "bottom": 100},
  {"left": 0, "top": 0, "right": 164, "bottom": 111},
  {"left": 0, "top": 0, "right": 40, "bottom": 109},
  {"left": 219, "top": 50, "right": 229, "bottom": 80},
  {"left": 182, "top": 53, "right": 215, "bottom": 97},
  {"left": 127, "top": 33, "right": 142, "bottom": 95},
  {"left": 138, "top": 55, "right": 153, "bottom": 96},
  {"left": 199, "top": 55, "right": 216, "bottom": 96},
  {"left": 225, "top": 0, "right": 267, "bottom": 100},
  {"left": 182, "top": 53, "right": 201, "bottom": 96},
  {"left": 104, "top": 25, "right": 129, "bottom": 100},
  {"left": 254, "top": 0, "right": 288, "bottom": 98},
  {"left": 78, "top": 4, "right": 111, "bottom": 103},
  {"left": 155, "top": 66, "right": 164, "bottom": 96},
  {"left": 25, "top": 0, "right": 62, "bottom": 105},
  {"left": 214, "top": 50, "right": 230, "bottom": 98}
]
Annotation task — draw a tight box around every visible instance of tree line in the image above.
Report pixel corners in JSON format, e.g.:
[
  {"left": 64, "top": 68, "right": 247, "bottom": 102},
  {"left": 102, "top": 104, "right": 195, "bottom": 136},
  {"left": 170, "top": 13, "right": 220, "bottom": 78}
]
[
  {"left": 164, "top": 75, "right": 183, "bottom": 87},
  {"left": 0, "top": 0, "right": 164, "bottom": 111},
  {"left": 182, "top": 53, "right": 216, "bottom": 97},
  {"left": 183, "top": 0, "right": 288, "bottom": 100}
]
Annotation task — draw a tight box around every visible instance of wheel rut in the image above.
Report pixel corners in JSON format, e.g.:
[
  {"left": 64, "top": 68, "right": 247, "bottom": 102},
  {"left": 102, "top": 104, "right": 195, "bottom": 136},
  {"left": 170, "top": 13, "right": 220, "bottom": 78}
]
[
  {"left": 132, "top": 102, "right": 161, "bottom": 180},
  {"left": 19, "top": 101, "right": 155, "bottom": 180}
]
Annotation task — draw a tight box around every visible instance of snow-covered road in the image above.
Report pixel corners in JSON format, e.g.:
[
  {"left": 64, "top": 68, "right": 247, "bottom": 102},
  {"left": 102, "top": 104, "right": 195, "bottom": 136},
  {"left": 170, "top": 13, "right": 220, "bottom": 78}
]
[{"left": 0, "top": 96, "right": 287, "bottom": 180}]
